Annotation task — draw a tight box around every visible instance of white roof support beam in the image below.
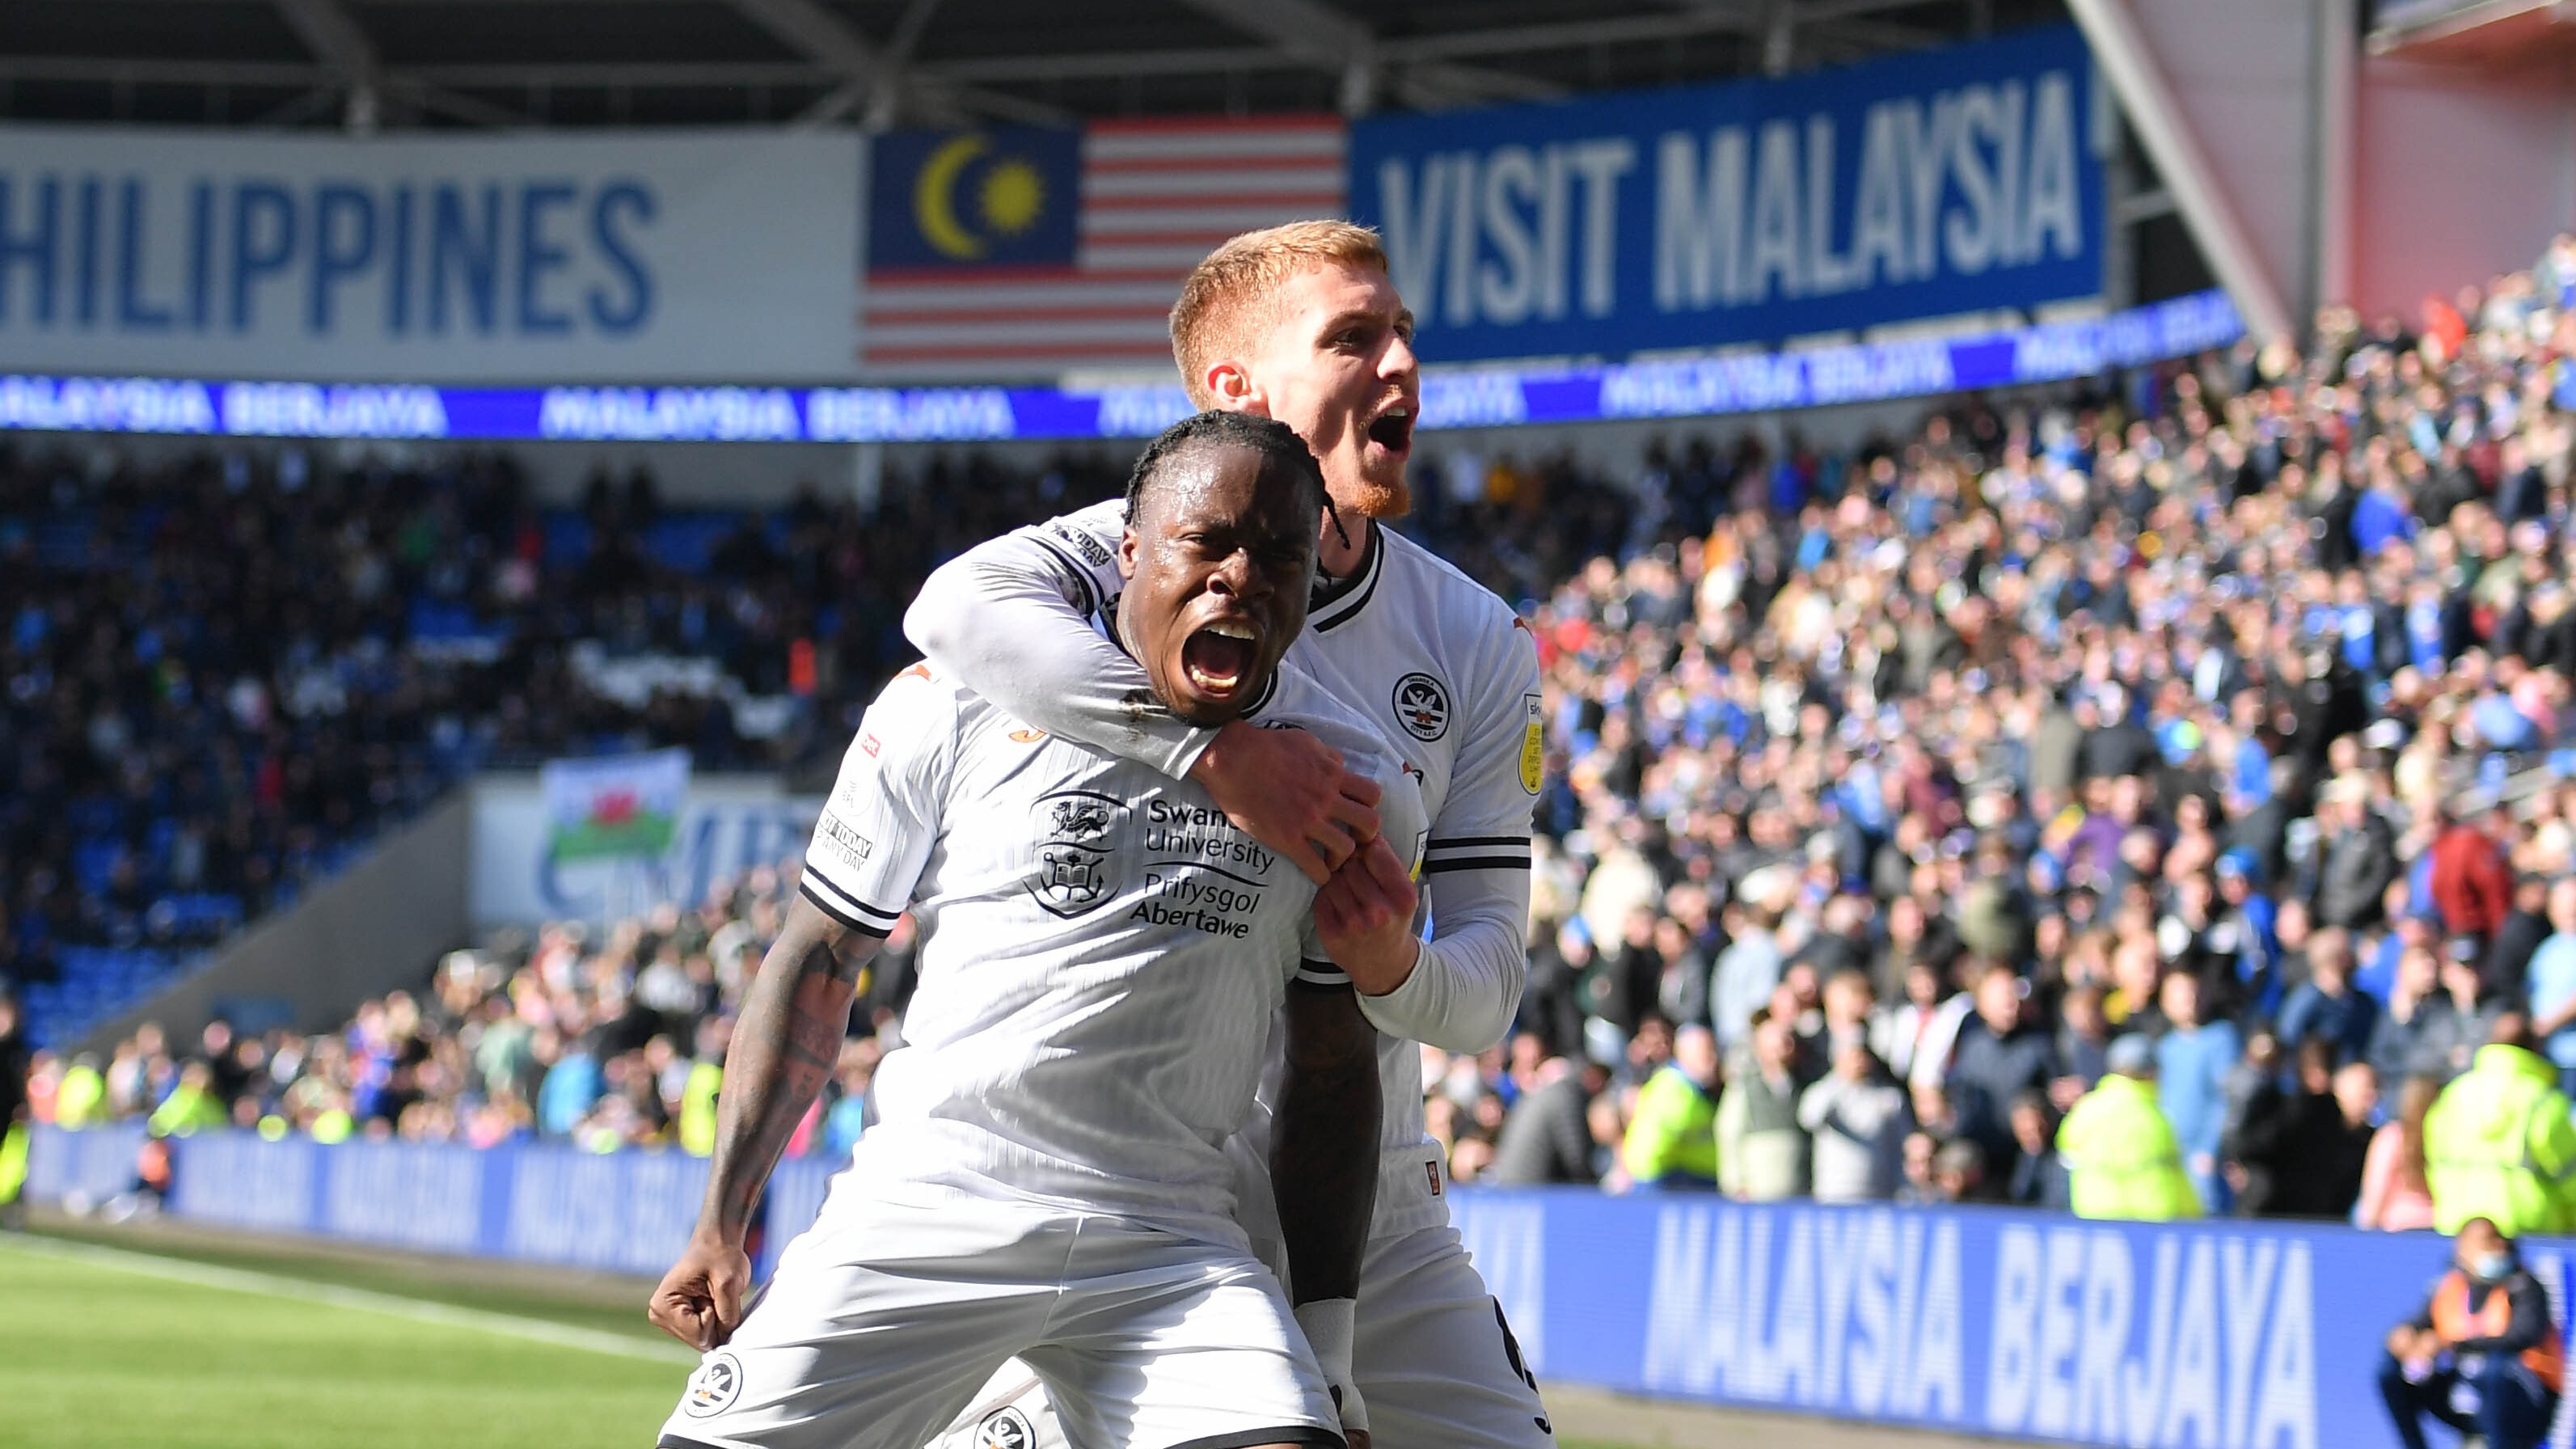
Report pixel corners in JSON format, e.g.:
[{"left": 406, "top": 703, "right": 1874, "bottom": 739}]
[
  {"left": 2065, "top": 0, "right": 2296, "bottom": 340},
  {"left": 722, "top": 0, "right": 1064, "bottom": 129},
  {"left": 269, "top": 0, "right": 382, "bottom": 129}
]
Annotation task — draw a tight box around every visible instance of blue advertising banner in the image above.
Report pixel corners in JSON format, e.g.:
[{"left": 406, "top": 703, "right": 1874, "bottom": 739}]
[
  {"left": 0, "top": 289, "right": 2236, "bottom": 446},
  {"left": 27, "top": 1123, "right": 2575, "bottom": 1448},
  {"left": 1349, "top": 25, "right": 2105, "bottom": 363},
  {"left": 1446, "top": 1189, "right": 2576, "bottom": 1449}
]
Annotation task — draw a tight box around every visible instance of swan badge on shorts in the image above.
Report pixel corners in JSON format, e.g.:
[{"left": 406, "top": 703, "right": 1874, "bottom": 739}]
[
  {"left": 682, "top": 1351, "right": 744, "bottom": 1417},
  {"left": 978, "top": 1406, "right": 1038, "bottom": 1449}
]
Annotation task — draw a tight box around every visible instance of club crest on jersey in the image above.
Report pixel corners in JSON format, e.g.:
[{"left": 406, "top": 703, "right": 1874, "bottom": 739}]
[
  {"left": 682, "top": 1352, "right": 743, "bottom": 1417},
  {"left": 1030, "top": 788, "right": 1124, "bottom": 918},
  {"left": 977, "top": 1407, "right": 1039, "bottom": 1449},
  {"left": 1391, "top": 672, "right": 1451, "bottom": 741}
]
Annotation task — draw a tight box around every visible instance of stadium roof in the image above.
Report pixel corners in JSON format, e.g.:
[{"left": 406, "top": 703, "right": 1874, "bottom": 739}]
[{"left": 0, "top": 0, "right": 2067, "bottom": 130}]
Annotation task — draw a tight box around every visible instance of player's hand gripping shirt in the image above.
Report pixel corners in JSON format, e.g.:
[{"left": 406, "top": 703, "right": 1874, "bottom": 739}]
[
  {"left": 904, "top": 500, "right": 1541, "bottom": 1238},
  {"left": 800, "top": 660, "right": 1425, "bottom": 1244}
]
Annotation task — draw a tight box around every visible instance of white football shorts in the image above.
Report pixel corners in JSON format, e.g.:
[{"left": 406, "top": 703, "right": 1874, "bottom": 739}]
[
  {"left": 926, "top": 1222, "right": 1555, "bottom": 1449},
  {"left": 657, "top": 1184, "right": 1343, "bottom": 1449}
]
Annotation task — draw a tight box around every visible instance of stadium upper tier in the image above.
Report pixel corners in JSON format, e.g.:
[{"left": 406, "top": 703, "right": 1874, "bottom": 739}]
[{"left": 16, "top": 236, "right": 2576, "bottom": 1231}]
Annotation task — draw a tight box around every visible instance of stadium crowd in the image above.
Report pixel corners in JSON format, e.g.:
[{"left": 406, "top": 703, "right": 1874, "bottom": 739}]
[
  {"left": 0, "top": 437, "right": 1122, "bottom": 994},
  {"left": 12, "top": 233, "right": 2576, "bottom": 1230}
]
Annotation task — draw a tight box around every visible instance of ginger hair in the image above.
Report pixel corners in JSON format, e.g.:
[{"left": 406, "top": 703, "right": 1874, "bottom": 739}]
[{"left": 1168, "top": 220, "right": 1389, "bottom": 408}]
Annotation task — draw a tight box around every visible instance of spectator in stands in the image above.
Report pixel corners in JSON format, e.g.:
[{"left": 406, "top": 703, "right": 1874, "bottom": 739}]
[
  {"left": 1620, "top": 1024, "right": 1720, "bottom": 1191},
  {"left": 1709, "top": 901, "right": 1781, "bottom": 1058},
  {"left": 2359, "top": 1075, "right": 2443, "bottom": 1231},
  {"left": 2052, "top": 983, "right": 2113, "bottom": 1096},
  {"left": 2427, "top": 1012, "right": 2576, "bottom": 1238},
  {"left": 2316, "top": 781, "right": 2400, "bottom": 933},
  {"left": 2430, "top": 803, "right": 2517, "bottom": 950},
  {"left": 2381, "top": 1218, "right": 2563, "bottom": 1449},
  {"left": 1893, "top": 1130, "right": 1943, "bottom": 1206},
  {"left": 2264, "top": 1043, "right": 2374, "bottom": 1219},
  {"left": 1931, "top": 1138, "right": 1991, "bottom": 1206},
  {"left": 2005, "top": 1092, "right": 2068, "bottom": 1210},
  {"left": 2059, "top": 1034, "right": 2200, "bottom": 1222},
  {"left": 146, "top": 1059, "right": 225, "bottom": 1138},
  {"left": 2279, "top": 927, "right": 2378, "bottom": 1067},
  {"left": 1799, "top": 1041, "right": 1908, "bottom": 1203},
  {"left": 2524, "top": 877, "right": 2576, "bottom": 1095},
  {"left": 1873, "top": 956, "right": 1970, "bottom": 1093},
  {"left": 1492, "top": 1053, "right": 1612, "bottom": 1186},
  {"left": 2375, "top": 944, "right": 2458, "bottom": 1086},
  {"left": 1717, "top": 1007, "right": 1808, "bottom": 1201},
  {"left": 0, "top": 997, "right": 23, "bottom": 1224},
  {"left": 1945, "top": 962, "right": 2058, "bottom": 1177},
  {"left": 2486, "top": 875, "right": 2552, "bottom": 999},
  {"left": 2211, "top": 850, "right": 2283, "bottom": 1016},
  {"left": 2154, "top": 971, "right": 2240, "bottom": 1211}
]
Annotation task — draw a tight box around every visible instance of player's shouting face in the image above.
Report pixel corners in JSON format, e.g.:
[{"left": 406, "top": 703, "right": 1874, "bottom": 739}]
[
  {"left": 1117, "top": 425, "right": 1324, "bottom": 724},
  {"left": 1226, "top": 261, "right": 1420, "bottom": 522}
]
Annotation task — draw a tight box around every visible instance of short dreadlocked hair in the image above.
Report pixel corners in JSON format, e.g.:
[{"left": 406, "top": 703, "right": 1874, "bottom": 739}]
[{"left": 1122, "top": 409, "right": 1328, "bottom": 527}]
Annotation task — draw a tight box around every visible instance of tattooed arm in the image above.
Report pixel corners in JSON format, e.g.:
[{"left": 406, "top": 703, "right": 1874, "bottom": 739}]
[
  {"left": 648, "top": 896, "right": 882, "bottom": 1350},
  {"left": 1273, "top": 974, "right": 1382, "bottom": 1443}
]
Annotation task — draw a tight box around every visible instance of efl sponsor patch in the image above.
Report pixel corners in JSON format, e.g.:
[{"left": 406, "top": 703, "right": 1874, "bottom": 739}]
[
  {"left": 1518, "top": 693, "right": 1544, "bottom": 793},
  {"left": 682, "top": 1351, "right": 744, "bottom": 1418},
  {"left": 1392, "top": 672, "right": 1451, "bottom": 741}
]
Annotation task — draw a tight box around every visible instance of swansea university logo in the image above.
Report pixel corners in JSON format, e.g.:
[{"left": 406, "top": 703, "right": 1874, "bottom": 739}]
[{"left": 1029, "top": 789, "right": 1124, "bottom": 918}]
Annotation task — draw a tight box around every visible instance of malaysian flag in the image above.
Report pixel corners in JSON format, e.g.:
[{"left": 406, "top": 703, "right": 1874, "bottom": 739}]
[{"left": 859, "top": 116, "right": 1347, "bottom": 382}]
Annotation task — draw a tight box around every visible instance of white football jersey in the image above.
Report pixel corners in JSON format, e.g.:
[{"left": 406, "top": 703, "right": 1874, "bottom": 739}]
[
  {"left": 1024, "top": 501, "right": 1542, "bottom": 1237},
  {"left": 798, "top": 657, "right": 1427, "bottom": 1245}
]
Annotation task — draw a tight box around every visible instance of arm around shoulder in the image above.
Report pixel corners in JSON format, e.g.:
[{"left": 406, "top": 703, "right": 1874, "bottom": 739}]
[{"left": 902, "top": 511, "right": 1214, "bottom": 778}]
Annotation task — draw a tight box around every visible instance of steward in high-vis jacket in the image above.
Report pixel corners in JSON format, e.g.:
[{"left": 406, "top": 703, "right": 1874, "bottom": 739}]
[
  {"left": 2380, "top": 1216, "right": 2562, "bottom": 1449},
  {"left": 2055, "top": 1033, "right": 2201, "bottom": 1221},
  {"left": 1621, "top": 1025, "right": 1719, "bottom": 1189},
  {"left": 2425, "top": 1012, "right": 2576, "bottom": 1238}
]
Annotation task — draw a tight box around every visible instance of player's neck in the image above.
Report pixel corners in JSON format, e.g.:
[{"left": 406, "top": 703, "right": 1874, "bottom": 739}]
[{"left": 1317, "top": 512, "right": 1374, "bottom": 579}]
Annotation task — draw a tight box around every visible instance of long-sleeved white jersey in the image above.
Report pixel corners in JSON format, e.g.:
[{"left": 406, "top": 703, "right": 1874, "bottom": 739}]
[
  {"left": 906, "top": 501, "right": 1540, "bottom": 1239},
  {"left": 800, "top": 658, "right": 1425, "bottom": 1248}
]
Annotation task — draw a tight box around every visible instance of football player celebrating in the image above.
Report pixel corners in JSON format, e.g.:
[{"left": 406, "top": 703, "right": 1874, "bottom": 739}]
[
  {"left": 648, "top": 412, "right": 1424, "bottom": 1449},
  {"left": 910, "top": 222, "right": 1551, "bottom": 1448}
]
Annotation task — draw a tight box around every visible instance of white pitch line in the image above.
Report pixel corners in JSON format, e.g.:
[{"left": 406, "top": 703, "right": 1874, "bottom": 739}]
[{"left": 1, "top": 1233, "right": 699, "bottom": 1366}]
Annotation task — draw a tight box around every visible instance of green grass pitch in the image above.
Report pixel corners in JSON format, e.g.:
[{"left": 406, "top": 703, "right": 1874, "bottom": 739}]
[
  {"left": 1, "top": 1236, "right": 688, "bottom": 1449},
  {"left": 0, "top": 1229, "right": 1636, "bottom": 1449}
]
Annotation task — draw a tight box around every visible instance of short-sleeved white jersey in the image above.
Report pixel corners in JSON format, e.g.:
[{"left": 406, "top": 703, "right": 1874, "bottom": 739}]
[
  {"left": 799, "top": 657, "right": 1425, "bottom": 1245},
  {"left": 1020, "top": 501, "right": 1541, "bottom": 1236}
]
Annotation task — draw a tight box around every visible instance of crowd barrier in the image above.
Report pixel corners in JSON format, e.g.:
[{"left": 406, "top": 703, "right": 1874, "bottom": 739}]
[
  {"left": 27, "top": 1123, "right": 2575, "bottom": 1448},
  {"left": 22, "top": 1123, "right": 842, "bottom": 1278}
]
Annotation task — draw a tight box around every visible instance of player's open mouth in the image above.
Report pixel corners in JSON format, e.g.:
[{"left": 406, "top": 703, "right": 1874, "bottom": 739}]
[
  {"left": 1366, "top": 405, "right": 1414, "bottom": 455},
  {"left": 1182, "top": 619, "right": 1258, "bottom": 696}
]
